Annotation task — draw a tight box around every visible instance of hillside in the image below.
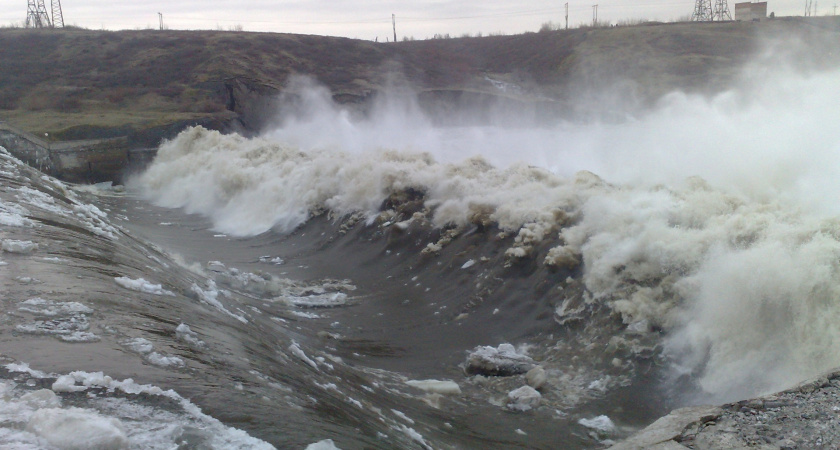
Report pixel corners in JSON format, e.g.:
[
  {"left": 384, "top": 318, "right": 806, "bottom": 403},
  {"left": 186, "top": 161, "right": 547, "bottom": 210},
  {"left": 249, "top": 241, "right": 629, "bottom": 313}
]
[{"left": 1, "top": 17, "right": 839, "bottom": 143}]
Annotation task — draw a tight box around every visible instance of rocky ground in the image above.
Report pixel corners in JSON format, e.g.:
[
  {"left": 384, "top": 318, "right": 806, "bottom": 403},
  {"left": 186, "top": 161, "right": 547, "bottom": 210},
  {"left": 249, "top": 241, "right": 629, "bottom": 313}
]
[{"left": 610, "top": 369, "right": 840, "bottom": 449}]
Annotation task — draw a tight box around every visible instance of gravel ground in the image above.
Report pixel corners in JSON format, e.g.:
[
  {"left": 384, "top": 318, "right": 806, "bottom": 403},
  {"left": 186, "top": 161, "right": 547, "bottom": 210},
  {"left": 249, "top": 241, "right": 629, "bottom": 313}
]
[{"left": 610, "top": 369, "right": 840, "bottom": 449}]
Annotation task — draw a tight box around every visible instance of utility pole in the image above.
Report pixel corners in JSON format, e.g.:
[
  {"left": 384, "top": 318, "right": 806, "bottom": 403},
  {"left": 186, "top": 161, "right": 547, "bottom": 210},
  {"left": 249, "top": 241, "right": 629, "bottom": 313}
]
[
  {"left": 592, "top": 4, "right": 598, "bottom": 26},
  {"left": 392, "top": 14, "right": 397, "bottom": 42},
  {"left": 565, "top": 2, "right": 569, "bottom": 30},
  {"left": 158, "top": 12, "right": 164, "bottom": 30},
  {"left": 805, "top": 0, "right": 813, "bottom": 16}
]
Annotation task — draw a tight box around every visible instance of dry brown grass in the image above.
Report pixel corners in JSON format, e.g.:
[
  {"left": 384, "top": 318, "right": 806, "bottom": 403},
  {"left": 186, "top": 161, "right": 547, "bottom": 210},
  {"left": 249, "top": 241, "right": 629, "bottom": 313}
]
[{"left": 0, "top": 18, "right": 838, "bottom": 137}]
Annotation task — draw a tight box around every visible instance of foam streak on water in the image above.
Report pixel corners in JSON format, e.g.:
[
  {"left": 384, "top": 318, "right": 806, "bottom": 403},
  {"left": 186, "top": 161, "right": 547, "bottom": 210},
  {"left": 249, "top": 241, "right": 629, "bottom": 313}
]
[{"left": 132, "top": 61, "right": 840, "bottom": 406}]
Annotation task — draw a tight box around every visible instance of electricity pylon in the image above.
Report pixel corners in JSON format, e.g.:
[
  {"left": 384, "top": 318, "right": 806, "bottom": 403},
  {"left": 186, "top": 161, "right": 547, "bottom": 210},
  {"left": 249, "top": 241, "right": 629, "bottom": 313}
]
[
  {"left": 692, "top": 0, "right": 714, "bottom": 21},
  {"left": 51, "top": 0, "right": 64, "bottom": 28},
  {"left": 25, "top": 0, "right": 51, "bottom": 28},
  {"left": 25, "top": 0, "right": 64, "bottom": 28},
  {"left": 713, "top": 0, "right": 733, "bottom": 20}
]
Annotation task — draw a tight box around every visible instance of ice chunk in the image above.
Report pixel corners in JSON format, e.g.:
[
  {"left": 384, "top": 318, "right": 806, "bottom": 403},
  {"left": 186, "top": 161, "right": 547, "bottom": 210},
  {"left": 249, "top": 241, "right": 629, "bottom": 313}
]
[
  {"left": 175, "top": 323, "right": 205, "bottom": 347},
  {"left": 59, "top": 331, "right": 101, "bottom": 343},
  {"left": 507, "top": 386, "right": 541, "bottom": 411},
  {"left": 404, "top": 379, "right": 462, "bottom": 395},
  {"left": 114, "top": 276, "right": 174, "bottom": 296},
  {"left": 525, "top": 366, "right": 547, "bottom": 389},
  {"left": 465, "top": 343, "right": 535, "bottom": 376},
  {"left": 578, "top": 415, "right": 616, "bottom": 439},
  {"left": 18, "top": 298, "right": 93, "bottom": 316},
  {"left": 2, "top": 239, "right": 38, "bottom": 254},
  {"left": 145, "top": 352, "right": 185, "bottom": 367},
  {"left": 124, "top": 337, "right": 154, "bottom": 354},
  {"left": 284, "top": 292, "right": 347, "bottom": 308}
]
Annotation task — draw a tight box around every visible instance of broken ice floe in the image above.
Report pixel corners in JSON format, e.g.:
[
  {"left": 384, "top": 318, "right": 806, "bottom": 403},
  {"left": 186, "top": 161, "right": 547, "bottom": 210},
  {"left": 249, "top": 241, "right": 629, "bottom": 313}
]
[
  {"left": 404, "top": 379, "right": 462, "bottom": 395},
  {"left": 14, "top": 297, "right": 99, "bottom": 343},
  {"left": 2, "top": 239, "right": 38, "bottom": 254},
  {"left": 259, "top": 255, "right": 285, "bottom": 265},
  {"left": 507, "top": 385, "right": 542, "bottom": 411},
  {"left": 578, "top": 415, "right": 616, "bottom": 440},
  {"left": 284, "top": 293, "right": 347, "bottom": 308},
  {"left": 121, "top": 337, "right": 184, "bottom": 368},
  {"left": 1, "top": 362, "right": 274, "bottom": 449},
  {"left": 0, "top": 200, "right": 33, "bottom": 227},
  {"left": 17, "top": 298, "right": 92, "bottom": 316},
  {"left": 465, "top": 343, "right": 535, "bottom": 376},
  {"left": 175, "top": 323, "right": 205, "bottom": 347},
  {"left": 114, "top": 276, "right": 175, "bottom": 296}
]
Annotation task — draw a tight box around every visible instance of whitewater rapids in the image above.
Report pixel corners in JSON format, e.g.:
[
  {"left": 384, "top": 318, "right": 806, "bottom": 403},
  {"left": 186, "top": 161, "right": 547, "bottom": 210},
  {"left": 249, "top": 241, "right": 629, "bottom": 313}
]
[{"left": 0, "top": 60, "right": 838, "bottom": 448}]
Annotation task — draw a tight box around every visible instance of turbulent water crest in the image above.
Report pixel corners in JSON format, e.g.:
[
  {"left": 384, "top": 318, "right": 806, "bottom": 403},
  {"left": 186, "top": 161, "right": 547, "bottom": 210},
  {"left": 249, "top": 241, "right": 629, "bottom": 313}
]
[
  {"left": 133, "top": 60, "right": 840, "bottom": 408},
  {"left": 1, "top": 47, "right": 838, "bottom": 448}
]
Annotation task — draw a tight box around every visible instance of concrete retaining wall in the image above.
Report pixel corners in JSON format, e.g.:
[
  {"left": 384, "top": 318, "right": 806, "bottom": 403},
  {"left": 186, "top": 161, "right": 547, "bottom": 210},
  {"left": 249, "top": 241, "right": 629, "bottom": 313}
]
[{"left": 0, "top": 121, "right": 155, "bottom": 184}]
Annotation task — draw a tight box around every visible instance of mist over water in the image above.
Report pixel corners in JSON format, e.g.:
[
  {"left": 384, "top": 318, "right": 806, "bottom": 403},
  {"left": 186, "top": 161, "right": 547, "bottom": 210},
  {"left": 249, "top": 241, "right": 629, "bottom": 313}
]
[{"left": 134, "top": 59, "right": 840, "bottom": 406}]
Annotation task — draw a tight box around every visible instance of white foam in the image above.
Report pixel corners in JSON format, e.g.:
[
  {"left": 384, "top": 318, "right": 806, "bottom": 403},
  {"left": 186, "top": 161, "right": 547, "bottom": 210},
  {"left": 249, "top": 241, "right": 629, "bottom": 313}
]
[
  {"left": 26, "top": 407, "right": 129, "bottom": 449},
  {"left": 306, "top": 438, "right": 342, "bottom": 449},
  {"left": 190, "top": 281, "right": 248, "bottom": 323},
  {"left": 290, "top": 341, "right": 319, "bottom": 369},
  {"left": 130, "top": 62, "right": 840, "bottom": 405},
  {"left": 0, "top": 365, "right": 275, "bottom": 449}
]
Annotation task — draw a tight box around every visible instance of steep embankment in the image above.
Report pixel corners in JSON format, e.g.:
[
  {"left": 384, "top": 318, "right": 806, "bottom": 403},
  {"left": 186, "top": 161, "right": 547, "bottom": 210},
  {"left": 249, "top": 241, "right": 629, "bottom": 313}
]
[{"left": 1, "top": 17, "right": 839, "bottom": 142}]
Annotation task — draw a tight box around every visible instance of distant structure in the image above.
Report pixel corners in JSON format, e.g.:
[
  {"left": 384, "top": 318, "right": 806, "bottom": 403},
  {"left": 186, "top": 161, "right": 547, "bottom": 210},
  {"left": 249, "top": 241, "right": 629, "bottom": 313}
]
[
  {"left": 692, "top": 0, "right": 714, "bottom": 21},
  {"left": 713, "top": 0, "right": 734, "bottom": 20},
  {"left": 25, "top": 0, "right": 51, "bottom": 27},
  {"left": 50, "top": 0, "right": 63, "bottom": 27},
  {"left": 734, "top": 1, "right": 768, "bottom": 21},
  {"left": 25, "top": 0, "right": 64, "bottom": 28}
]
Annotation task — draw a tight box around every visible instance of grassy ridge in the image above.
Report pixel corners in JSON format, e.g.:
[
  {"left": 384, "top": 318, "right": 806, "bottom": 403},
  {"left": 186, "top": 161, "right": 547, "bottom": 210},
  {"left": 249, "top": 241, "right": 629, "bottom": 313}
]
[{"left": 0, "top": 17, "right": 838, "bottom": 139}]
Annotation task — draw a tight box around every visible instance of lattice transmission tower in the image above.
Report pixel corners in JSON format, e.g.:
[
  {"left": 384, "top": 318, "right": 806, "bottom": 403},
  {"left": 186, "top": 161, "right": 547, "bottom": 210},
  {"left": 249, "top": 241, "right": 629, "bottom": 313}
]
[
  {"left": 51, "top": 0, "right": 64, "bottom": 28},
  {"left": 692, "top": 0, "right": 714, "bottom": 20},
  {"left": 713, "top": 0, "right": 733, "bottom": 20},
  {"left": 25, "top": 0, "right": 64, "bottom": 28},
  {"left": 25, "top": 0, "right": 51, "bottom": 28}
]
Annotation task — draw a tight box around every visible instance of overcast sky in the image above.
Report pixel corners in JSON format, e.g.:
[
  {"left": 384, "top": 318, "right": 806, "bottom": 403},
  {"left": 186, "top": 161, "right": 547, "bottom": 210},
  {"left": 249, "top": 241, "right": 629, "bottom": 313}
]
[{"left": 0, "top": 1, "right": 826, "bottom": 40}]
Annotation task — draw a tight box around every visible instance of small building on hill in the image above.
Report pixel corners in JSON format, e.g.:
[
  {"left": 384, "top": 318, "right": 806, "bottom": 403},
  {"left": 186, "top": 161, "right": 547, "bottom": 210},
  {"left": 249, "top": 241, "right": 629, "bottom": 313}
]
[{"left": 734, "top": 2, "right": 768, "bottom": 21}]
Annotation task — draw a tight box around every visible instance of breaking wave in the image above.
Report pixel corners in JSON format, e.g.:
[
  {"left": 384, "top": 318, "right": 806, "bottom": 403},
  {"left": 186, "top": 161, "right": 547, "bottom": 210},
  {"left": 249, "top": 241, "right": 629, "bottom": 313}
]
[{"left": 133, "top": 63, "right": 840, "bottom": 405}]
